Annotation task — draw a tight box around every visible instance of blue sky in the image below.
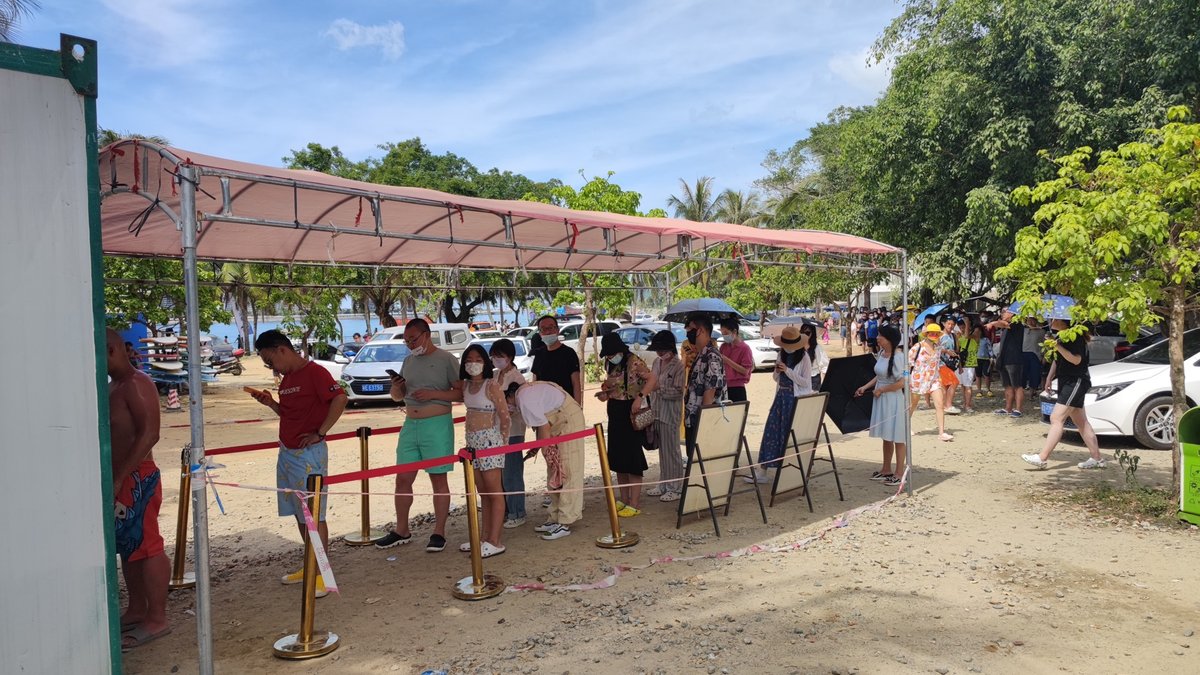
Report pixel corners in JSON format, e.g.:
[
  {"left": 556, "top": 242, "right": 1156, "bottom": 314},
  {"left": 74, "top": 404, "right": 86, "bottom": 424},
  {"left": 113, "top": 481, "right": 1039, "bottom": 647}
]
[{"left": 22, "top": 0, "right": 901, "bottom": 209}]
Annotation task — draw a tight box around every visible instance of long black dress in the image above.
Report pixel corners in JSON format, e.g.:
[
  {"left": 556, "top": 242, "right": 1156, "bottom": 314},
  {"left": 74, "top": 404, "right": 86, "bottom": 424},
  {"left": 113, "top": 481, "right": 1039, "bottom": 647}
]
[{"left": 605, "top": 358, "right": 649, "bottom": 476}]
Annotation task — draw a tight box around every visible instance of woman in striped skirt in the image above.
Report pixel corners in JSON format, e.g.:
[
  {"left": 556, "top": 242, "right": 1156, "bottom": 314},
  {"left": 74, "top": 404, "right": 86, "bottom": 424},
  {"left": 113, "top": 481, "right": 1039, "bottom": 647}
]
[{"left": 647, "top": 330, "right": 685, "bottom": 502}]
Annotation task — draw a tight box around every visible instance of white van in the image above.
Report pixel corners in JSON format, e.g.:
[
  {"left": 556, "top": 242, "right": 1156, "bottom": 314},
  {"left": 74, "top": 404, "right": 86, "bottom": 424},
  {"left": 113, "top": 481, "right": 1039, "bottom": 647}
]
[
  {"left": 369, "top": 322, "right": 473, "bottom": 357},
  {"left": 558, "top": 320, "right": 623, "bottom": 355}
]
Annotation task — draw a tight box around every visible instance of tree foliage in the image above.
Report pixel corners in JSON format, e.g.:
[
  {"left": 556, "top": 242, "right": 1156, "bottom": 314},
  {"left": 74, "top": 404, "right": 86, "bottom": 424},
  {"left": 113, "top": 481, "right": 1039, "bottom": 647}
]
[
  {"left": 104, "top": 258, "right": 231, "bottom": 333},
  {"left": 999, "top": 106, "right": 1200, "bottom": 495}
]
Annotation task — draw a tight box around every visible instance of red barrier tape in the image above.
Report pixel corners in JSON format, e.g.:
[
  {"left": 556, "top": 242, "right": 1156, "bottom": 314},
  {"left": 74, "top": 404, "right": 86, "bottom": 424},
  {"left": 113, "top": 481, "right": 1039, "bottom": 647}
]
[
  {"left": 162, "top": 403, "right": 465, "bottom": 430},
  {"left": 325, "top": 427, "right": 595, "bottom": 485},
  {"left": 202, "top": 417, "right": 464, "bottom": 457}
]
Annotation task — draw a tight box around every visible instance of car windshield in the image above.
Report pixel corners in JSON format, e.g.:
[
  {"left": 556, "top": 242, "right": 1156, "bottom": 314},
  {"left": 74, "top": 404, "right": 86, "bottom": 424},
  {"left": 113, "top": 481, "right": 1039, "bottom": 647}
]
[
  {"left": 353, "top": 344, "right": 410, "bottom": 363},
  {"left": 1121, "top": 329, "right": 1200, "bottom": 365}
]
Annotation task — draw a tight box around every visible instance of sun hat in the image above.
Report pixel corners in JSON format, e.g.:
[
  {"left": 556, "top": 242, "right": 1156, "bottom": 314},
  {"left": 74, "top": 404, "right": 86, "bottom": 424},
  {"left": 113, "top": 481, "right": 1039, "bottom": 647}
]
[
  {"left": 773, "top": 326, "right": 804, "bottom": 352},
  {"left": 923, "top": 324, "right": 943, "bottom": 336},
  {"left": 647, "top": 329, "right": 676, "bottom": 353}
]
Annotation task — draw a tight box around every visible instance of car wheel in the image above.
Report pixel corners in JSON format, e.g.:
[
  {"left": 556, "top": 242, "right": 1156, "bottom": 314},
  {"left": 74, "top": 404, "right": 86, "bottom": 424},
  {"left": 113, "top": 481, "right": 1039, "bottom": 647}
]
[{"left": 1132, "top": 395, "right": 1175, "bottom": 450}]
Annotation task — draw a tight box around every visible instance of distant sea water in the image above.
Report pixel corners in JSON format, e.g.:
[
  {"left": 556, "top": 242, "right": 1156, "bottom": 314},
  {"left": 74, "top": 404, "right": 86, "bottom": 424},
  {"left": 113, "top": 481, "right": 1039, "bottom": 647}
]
[{"left": 205, "top": 308, "right": 530, "bottom": 345}]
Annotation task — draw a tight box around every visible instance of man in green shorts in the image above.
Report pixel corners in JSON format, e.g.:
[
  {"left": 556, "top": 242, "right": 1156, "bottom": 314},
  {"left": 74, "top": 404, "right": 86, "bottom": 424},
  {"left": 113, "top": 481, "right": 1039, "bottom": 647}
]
[{"left": 376, "top": 319, "right": 463, "bottom": 552}]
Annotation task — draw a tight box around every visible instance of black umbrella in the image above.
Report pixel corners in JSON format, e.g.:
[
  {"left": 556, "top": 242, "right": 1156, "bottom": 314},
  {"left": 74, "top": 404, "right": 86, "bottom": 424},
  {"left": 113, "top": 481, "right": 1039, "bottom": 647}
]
[
  {"left": 819, "top": 354, "right": 878, "bottom": 434},
  {"left": 661, "top": 298, "right": 742, "bottom": 323}
]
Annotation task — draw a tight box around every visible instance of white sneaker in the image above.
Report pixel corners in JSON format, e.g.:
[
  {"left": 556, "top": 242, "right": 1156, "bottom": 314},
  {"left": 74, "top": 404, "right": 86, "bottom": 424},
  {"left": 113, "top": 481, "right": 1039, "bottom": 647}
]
[
  {"left": 459, "top": 541, "right": 472, "bottom": 552},
  {"left": 1021, "top": 453, "right": 1048, "bottom": 469},
  {"left": 944, "top": 405, "right": 962, "bottom": 415},
  {"left": 742, "top": 471, "right": 770, "bottom": 485},
  {"left": 533, "top": 521, "right": 557, "bottom": 533},
  {"left": 645, "top": 486, "right": 665, "bottom": 497},
  {"left": 1077, "top": 457, "right": 1106, "bottom": 469},
  {"left": 540, "top": 524, "right": 571, "bottom": 540},
  {"left": 503, "top": 517, "right": 526, "bottom": 529}
]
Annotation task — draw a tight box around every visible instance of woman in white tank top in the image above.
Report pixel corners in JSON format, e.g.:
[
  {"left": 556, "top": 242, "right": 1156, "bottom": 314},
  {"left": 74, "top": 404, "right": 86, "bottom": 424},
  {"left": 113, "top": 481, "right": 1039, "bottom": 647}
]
[{"left": 460, "top": 345, "right": 510, "bottom": 557}]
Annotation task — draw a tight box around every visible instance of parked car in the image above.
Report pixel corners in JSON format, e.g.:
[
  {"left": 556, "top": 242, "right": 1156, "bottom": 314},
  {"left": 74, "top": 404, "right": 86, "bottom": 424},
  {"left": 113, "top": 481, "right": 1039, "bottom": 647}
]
[
  {"left": 471, "top": 329, "right": 503, "bottom": 340},
  {"left": 505, "top": 326, "right": 536, "bottom": 339},
  {"left": 558, "top": 320, "right": 623, "bottom": 355},
  {"left": 469, "top": 321, "right": 496, "bottom": 332},
  {"left": 340, "top": 340, "right": 411, "bottom": 404},
  {"left": 1039, "top": 328, "right": 1200, "bottom": 449},
  {"left": 739, "top": 318, "right": 763, "bottom": 339},
  {"left": 1089, "top": 320, "right": 1163, "bottom": 364},
  {"left": 615, "top": 324, "right": 685, "bottom": 366},
  {"left": 469, "top": 336, "right": 534, "bottom": 375},
  {"left": 744, "top": 335, "right": 781, "bottom": 370},
  {"left": 369, "top": 322, "right": 473, "bottom": 357}
]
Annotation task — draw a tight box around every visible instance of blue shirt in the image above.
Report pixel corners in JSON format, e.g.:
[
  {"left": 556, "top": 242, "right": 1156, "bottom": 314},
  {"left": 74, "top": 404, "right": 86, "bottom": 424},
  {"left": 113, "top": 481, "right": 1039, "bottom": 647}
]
[{"left": 866, "top": 320, "right": 879, "bottom": 339}]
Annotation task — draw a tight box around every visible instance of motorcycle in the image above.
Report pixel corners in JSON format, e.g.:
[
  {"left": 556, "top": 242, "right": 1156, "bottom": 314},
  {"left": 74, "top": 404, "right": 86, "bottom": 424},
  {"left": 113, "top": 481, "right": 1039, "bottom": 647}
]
[{"left": 210, "top": 348, "right": 244, "bottom": 376}]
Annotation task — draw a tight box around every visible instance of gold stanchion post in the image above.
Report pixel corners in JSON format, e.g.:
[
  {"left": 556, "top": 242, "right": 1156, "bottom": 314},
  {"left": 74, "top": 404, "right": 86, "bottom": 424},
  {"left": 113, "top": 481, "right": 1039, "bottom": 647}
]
[
  {"left": 168, "top": 447, "right": 196, "bottom": 590},
  {"left": 343, "top": 426, "right": 385, "bottom": 545},
  {"left": 452, "top": 454, "right": 504, "bottom": 600},
  {"left": 593, "top": 423, "right": 639, "bottom": 548},
  {"left": 273, "top": 474, "right": 339, "bottom": 659}
]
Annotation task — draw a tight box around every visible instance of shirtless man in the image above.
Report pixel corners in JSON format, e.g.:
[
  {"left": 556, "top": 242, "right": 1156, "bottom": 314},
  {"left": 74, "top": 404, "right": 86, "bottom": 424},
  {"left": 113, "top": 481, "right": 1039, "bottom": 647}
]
[{"left": 106, "top": 328, "right": 170, "bottom": 651}]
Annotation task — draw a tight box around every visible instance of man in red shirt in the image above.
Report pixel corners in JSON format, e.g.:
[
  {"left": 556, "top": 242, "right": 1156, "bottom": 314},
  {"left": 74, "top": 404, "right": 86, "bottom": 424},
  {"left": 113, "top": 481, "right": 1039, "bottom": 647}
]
[{"left": 249, "top": 330, "right": 347, "bottom": 596}]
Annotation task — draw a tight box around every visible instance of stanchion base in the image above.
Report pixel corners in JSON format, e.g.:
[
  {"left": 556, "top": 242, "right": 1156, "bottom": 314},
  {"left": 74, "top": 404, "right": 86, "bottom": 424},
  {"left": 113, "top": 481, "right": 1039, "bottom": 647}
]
[
  {"left": 273, "top": 631, "right": 340, "bottom": 659},
  {"left": 342, "top": 530, "right": 387, "bottom": 546},
  {"left": 596, "top": 531, "right": 640, "bottom": 549},
  {"left": 167, "top": 571, "right": 196, "bottom": 590},
  {"left": 452, "top": 574, "right": 506, "bottom": 601}
]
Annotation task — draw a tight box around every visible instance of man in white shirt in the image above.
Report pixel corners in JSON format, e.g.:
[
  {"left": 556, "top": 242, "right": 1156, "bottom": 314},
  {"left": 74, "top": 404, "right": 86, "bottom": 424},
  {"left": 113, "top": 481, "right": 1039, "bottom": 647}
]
[{"left": 504, "top": 381, "right": 586, "bottom": 540}]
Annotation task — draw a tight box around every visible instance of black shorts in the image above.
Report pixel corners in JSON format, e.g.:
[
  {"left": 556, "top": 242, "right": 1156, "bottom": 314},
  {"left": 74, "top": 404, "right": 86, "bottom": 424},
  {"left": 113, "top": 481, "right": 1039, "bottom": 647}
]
[
  {"left": 1056, "top": 377, "right": 1089, "bottom": 408},
  {"left": 999, "top": 363, "right": 1023, "bottom": 388},
  {"left": 976, "top": 358, "right": 991, "bottom": 378}
]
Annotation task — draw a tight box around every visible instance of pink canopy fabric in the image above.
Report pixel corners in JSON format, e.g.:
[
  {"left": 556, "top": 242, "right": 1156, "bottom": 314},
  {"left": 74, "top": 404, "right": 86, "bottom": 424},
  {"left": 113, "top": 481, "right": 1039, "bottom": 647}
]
[{"left": 99, "top": 140, "right": 898, "bottom": 272}]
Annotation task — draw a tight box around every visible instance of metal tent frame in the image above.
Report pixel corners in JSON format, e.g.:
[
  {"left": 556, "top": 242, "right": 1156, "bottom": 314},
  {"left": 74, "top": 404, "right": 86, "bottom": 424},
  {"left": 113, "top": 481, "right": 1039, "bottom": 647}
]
[{"left": 98, "top": 140, "right": 913, "bottom": 674}]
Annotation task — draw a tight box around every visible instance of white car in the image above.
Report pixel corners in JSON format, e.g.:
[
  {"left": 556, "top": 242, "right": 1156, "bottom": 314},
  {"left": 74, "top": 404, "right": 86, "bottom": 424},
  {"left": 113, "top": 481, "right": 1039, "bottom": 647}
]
[
  {"left": 557, "top": 320, "right": 623, "bottom": 355},
  {"left": 744, "top": 336, "right": 781, "bottom": 370},
  {"left": 468, "top": 336, "right": 534, "bottom": 375},
  {"left": 1040, "top": 329, "right": 1199, "bottom": 449},
  {"left": 505, "top": 326, "right": 536, "bottom": 339},
  {"left": 340, "top": 340, "right": 411, "bottom": 404}
]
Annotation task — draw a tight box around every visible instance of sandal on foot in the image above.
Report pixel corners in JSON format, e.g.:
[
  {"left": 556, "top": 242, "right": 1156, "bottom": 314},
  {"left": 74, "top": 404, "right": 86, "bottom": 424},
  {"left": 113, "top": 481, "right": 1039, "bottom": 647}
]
[
  {"left": 939, "top": 432, "right": 954, "bottom": 442},
  {"left": 121, "top": 625, "right": 172, "bottom": 652},
  {"left": 480, "top": 542, "right": 506, "bottom": 558}
]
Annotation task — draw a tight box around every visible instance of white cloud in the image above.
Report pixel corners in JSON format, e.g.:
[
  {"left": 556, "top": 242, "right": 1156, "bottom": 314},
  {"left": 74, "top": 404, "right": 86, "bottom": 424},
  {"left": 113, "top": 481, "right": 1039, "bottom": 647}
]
[
  {"left": 324, "top": 19, "right": 405, "bottom": 61},
  {"left": 98, "top": 0, "right": 231, "bottom": 68},
  {"left": 828, "top": 45, "right": 893, "bottom": 95}
]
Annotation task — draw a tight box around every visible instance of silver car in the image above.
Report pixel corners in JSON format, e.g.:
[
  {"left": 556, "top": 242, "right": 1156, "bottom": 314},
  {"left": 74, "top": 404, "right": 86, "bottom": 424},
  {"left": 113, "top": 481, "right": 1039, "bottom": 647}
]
[{"left": 340, "top": 340, "right": 410, "bottom": 404}]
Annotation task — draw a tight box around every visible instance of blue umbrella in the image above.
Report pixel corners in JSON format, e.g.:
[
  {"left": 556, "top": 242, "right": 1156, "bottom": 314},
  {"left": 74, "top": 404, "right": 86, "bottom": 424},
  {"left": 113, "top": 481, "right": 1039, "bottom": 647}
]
[
  {"left": 911, "top": 303, "right": 949, "bottom": 330},
  {"left": 1007, "top": 294, "right": 1076, "bottom": 320},
  {"left": 662, "top": 298, "right": 743, "bottom": 323}
]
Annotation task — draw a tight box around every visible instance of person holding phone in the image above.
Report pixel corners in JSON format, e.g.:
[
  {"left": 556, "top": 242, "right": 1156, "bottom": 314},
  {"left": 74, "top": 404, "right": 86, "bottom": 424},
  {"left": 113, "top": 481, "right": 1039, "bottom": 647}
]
[{"left": 249, "top": 329, "right": 347, "bottom": 598}]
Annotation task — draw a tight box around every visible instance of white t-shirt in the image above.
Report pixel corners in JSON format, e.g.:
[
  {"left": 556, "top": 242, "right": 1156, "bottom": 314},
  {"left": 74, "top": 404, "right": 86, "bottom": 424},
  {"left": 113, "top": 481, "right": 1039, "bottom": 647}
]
[
  {"left": 496, "top": 368, "right": 528, "bottom": 436},
  {"left": 515, "top": 381, "right": 567, "bottom": 428}
]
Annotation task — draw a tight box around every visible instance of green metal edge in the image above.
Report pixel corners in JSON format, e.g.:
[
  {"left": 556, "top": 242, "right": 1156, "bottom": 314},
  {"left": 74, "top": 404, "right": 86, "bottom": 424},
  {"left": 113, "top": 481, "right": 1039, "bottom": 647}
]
[
  {"left": 0, "top": 40, "right": 60, "bottom": 78},
  {"left": 75, "top": 40, "right": 121, "bottom": 675}
]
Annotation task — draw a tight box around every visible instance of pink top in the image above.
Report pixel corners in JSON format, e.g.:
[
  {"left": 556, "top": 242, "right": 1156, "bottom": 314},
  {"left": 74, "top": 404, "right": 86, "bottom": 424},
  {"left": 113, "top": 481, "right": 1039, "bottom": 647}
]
[{"left": 720, "top": 340, "right": 754, "bottom": 388}]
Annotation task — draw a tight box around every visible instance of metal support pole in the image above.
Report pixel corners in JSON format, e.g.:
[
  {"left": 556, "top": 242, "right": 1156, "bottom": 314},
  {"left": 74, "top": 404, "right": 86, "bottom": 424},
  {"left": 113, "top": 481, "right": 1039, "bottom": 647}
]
[
  {"left": 452, "top": 455, "right": 505, "bottom": 600},
  {"left": 273, "top": 475, "right": 339, "bottom": 658},
  {"left": 593, "top": 423, "right": 639, "bottom": 548},
  {"left": 179, "top": 164, "right": 215, "bottom": 674},
  {"left": 168, "top": 446, "right": 195, "bottom": 590},
  {"left": 901, "top": 250, "right": 914, "bottom": 496},
  {"left": 343, "top": 427, "right": 385, "bottom": 545}
]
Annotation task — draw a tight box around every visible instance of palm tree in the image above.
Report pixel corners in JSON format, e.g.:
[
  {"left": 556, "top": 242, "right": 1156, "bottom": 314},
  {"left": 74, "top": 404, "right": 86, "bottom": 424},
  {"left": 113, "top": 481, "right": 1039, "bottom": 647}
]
[
  {"left": 716, "top": 189, "right": 765, "bottom": 227},
  {"left": 666, "top": 176, "right": 723, "bottom": 222},
  {"left": 0, "top": 0, "right": 38, "bottom": 42},
  {"left": 218, "top": 262, "right": 262, "bottom": 350}
]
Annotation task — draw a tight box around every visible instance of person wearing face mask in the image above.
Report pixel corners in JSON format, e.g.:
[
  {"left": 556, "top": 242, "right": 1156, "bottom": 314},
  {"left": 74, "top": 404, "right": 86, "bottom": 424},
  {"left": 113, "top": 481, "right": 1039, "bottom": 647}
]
[
  {"left": 376, "top": 318, "right": 464, "bottom": 552},
  {"left": 596, "top": 333, "right": 657, "bottom": 516},
  {"left": 748, "top": 326, "right": 813, "bottom": 484},
  {"left": 718, "top": 318, "right": 754, "bottom": 403},
  {"left": 530, "top": 315, "right": 583, "bottom": 406},
  {"left": 458, "top": 344, "right": 511, "bottom": 557},
  {"left": 800, "top": 323, "right": 829, "bottom": 390},
  {"left": 683, "top": 313, "right": 727, "bottom": 459},
  {"left": 489, "top": 339, "right": 529, "bottom": 528},
  {"left": 646, "top": 330, "right": 685, "bottom": 501}
]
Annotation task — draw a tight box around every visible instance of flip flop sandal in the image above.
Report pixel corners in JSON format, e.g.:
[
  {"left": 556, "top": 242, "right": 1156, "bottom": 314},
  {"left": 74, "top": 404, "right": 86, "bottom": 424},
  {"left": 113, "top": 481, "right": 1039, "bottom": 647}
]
[
  {"left": 121, "top": 626, "right": 172, "bottom": 652},
  {"left": 120, "top": 619, "right": 141, "bottom": 632}
]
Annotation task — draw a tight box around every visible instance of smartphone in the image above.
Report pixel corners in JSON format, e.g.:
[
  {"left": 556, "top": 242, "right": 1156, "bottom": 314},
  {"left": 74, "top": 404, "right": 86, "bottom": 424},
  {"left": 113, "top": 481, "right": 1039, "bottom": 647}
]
[{"left": 385, "top": 369, "right": 401, "bottom": 379}]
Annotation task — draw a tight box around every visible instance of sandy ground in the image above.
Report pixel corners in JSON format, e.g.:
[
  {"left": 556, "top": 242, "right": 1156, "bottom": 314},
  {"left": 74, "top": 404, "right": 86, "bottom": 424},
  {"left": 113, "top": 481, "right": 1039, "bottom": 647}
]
[{"left": 120, "top": 344, "right": 1199, "bottom": 675}]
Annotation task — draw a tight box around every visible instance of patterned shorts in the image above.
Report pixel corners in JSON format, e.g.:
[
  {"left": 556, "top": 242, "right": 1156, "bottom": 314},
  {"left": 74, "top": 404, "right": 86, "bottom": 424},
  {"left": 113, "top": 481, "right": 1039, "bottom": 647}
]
[
  {"left": 277, "top": 441, "right": 328, "bottom": 520},
  {"left": 467, "top": 427, "right": 506, "bottom": 472}
]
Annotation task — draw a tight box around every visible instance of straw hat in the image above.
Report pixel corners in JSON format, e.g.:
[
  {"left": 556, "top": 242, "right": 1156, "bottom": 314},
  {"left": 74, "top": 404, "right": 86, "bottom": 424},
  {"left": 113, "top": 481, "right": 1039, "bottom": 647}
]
[{"left": 773, "top": 326, "right": 804, "bottom": 353}]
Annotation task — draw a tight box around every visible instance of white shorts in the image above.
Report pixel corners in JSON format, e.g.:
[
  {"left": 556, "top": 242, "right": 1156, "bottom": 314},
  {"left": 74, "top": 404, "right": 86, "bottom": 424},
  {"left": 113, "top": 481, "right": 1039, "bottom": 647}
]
[{"left": 957, "top": 367, "right": 976, "bottom": 387}]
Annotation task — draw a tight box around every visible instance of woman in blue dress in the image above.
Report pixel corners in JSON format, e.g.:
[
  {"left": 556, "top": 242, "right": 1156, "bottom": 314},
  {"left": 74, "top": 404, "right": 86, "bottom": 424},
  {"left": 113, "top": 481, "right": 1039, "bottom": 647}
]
[
  {"left": 748, "top": 326, "right": 813, "bottom": 484},
  {"left": 855, "top": 325, "right": 908, "bottom": 487}
]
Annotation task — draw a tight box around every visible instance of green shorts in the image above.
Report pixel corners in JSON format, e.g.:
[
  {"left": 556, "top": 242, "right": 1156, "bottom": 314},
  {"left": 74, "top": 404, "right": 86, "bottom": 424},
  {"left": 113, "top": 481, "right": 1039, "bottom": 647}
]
[{"left": 396, "top": 413, "right": 456, "bottom": 474}]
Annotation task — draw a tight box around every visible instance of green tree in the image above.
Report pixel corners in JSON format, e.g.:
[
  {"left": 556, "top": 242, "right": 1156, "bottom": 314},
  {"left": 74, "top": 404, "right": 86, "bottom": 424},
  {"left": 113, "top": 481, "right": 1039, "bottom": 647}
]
[
  {"left": 715, "top": 189, "right": 765, "bottom": 227},
  {"left": 1, "top": 0, "right": 38, "bottom": 42},
  {"left": 666, "top": 176, "right": 723, "bottom": 222},
  {"left": 1000, "top": 107, "right": 1200, "bottom": 494},
  {"left": 104, "top": 258, "right": 231, "bottom": 333}
]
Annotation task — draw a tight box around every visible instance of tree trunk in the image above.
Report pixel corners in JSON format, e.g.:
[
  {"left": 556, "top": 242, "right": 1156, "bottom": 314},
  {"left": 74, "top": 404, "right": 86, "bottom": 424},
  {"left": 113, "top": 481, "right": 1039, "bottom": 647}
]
[
  {"left": 1169, "top": 287, "right": 1187, "bottom": 498},
  {"left": 845, "top": 292, "right": 855, "bottom": 357}
]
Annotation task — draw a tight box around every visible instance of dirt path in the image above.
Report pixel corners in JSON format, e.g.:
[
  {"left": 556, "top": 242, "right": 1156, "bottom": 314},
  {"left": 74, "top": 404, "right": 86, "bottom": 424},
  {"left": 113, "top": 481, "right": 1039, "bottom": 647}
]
[{"left": 123, "top": 348, "right": 1198, "bottom": 674}]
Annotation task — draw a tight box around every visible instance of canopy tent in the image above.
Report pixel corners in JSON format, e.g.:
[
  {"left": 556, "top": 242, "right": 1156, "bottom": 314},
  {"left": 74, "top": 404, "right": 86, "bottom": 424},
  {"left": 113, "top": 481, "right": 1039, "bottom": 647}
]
[{"left": 97, "top": 139, "right": 910, "bottom": 674}]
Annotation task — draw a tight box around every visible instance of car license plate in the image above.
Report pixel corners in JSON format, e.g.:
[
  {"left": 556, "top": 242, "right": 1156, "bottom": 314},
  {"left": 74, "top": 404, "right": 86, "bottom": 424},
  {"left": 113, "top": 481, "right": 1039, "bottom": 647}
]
[
  {"left": 362, "top": 383, "right": 385, "bottom": 392},
  {"left": 1040, "top": 401, "right": 1055, "bottom": 416}
]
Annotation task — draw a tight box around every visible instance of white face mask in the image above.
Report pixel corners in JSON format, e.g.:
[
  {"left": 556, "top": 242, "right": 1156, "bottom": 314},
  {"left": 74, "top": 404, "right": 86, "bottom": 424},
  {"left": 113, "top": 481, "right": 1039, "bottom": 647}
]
[
  {"left": 610, "top": 353, "right": 624, "bottom": 365},
  {"left": 464, "top": 362, "right": 484, "bottom": 377},
  {"left": 409, "top": 345, "right": 427, "bottom": 357},
  {"left": 541, "top": 333, "right": 560, "bottom": 346},
  {"left": 492, "top": 357, "right": 510, "bottom": 370}
]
